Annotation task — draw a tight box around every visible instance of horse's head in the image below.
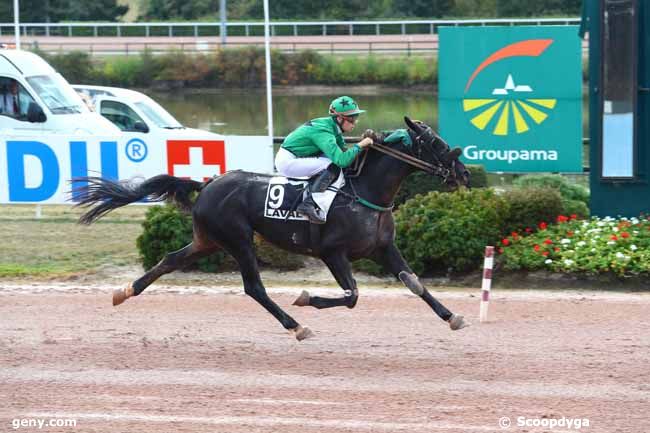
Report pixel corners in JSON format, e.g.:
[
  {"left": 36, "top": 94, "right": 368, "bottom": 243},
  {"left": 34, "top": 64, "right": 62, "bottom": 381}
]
[{"left": 403, "top": 116, "right": 470, "bottom": 189}]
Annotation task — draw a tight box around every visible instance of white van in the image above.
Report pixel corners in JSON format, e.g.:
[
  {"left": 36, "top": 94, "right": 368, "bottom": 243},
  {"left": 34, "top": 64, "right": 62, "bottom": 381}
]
[
  {"left": 0, "top": 49, "right": 118, "bottom": 135},
  {"left": 72, "top": 85, "right": 222, "bottom": 143}
]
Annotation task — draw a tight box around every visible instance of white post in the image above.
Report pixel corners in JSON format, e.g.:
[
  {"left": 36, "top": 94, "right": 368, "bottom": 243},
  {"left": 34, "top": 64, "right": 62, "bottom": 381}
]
[
  {"left": 479, "top": 246, "right": 494, "bottom": 323},
  {"left": 35, "top": 204, "right": 42, "bottom": 219},
  {"left": 263, "top": 0, "right": 274, "bottom": 139},
  {"left": 13, "top": 0, "right": 21, "bottom": 50}
]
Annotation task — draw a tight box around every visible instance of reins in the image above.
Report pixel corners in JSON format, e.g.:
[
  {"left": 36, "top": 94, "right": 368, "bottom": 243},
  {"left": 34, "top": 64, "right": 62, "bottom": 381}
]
[
  {"left": 368, "top": 142, "right": 451, "bottom": 180},
  {"left": 337, "top": 132, "right": 457, "bottom": 213}
]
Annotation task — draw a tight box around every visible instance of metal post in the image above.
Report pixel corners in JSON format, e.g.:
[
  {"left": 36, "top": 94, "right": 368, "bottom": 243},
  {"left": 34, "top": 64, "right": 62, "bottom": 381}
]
[
  {"left": 13, "top": 0, "right": 20, "bottom": 49},
  {"left": 294, "top": 24, "right": 297, "bottom": 36},
  {"left": 263, "top": 0, "right": 274, "bottom": 139},
  {"left": 349, "top": 23, "right": 353, "bottom": 35},
  {"left": 220, "top": 0, "right": 227, "bottom": 45}
]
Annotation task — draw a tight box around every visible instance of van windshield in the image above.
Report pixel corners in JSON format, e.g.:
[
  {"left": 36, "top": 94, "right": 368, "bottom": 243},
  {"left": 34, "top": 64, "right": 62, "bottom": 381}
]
[
  {"left": 135, "top": 99, "right": 183, "bottom": 129},
  {"left": 26, "top": 74, "right": 84, "bottom": 114}
]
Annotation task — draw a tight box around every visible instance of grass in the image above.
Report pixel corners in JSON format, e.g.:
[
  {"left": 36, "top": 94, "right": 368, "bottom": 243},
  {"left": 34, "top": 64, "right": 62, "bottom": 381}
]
[{"left": 0, "top": 205, "right": 148, "bottom": 278}]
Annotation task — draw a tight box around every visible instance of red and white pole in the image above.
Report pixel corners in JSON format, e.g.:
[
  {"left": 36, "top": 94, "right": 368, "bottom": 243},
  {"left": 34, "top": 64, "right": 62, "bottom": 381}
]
[{"left": 480, "top": 246, "right": 494, "bottom": 323}]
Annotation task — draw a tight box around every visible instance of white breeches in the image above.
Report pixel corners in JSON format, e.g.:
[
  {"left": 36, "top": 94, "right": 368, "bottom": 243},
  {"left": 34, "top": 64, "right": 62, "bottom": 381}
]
[
  {"left": 274, "top": 148, "right": 344, "bottom": 220},
  {"left": 275, "top": 147, "right": 332, "bottom": 178}
]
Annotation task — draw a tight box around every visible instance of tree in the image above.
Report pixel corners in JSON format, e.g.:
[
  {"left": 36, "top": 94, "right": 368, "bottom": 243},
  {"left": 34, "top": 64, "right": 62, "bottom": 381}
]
[
  {"left": 141, "top": 0, "right": 219, "bottom": 20},
  {"left": 392, "top": 0, "right": 454, "bottom": 18},
  {"left": 0, "top": 0, "right": 128, "bottom": 22}
]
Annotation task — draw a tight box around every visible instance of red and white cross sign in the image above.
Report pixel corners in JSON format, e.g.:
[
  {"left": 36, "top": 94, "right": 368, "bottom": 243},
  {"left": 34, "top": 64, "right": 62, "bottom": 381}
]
[{"left": 166, "top": 140, "right": 225, "bottom": 181}]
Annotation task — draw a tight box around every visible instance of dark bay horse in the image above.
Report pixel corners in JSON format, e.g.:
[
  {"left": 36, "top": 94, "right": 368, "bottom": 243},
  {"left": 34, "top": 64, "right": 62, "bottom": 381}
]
[{"left": 75, "top": 117, "right": 470, "bottom": 340}]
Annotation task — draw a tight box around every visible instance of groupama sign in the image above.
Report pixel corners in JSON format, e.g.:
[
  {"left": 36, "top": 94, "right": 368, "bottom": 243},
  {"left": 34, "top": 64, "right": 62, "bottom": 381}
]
[{"left": 439, "top": 26, "right": 582, "bottom": 172}]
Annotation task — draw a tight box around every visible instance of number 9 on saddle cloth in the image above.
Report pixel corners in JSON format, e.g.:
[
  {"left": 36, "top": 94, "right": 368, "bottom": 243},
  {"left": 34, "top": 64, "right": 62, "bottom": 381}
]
[{"left": 263, "top": 170, "right": 345, "bottom": 222}]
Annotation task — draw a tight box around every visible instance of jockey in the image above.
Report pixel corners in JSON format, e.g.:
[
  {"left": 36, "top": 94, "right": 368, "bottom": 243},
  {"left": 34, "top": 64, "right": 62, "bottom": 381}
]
[{"left": 275, "top": 96, "right": 373, "bottom": 224}]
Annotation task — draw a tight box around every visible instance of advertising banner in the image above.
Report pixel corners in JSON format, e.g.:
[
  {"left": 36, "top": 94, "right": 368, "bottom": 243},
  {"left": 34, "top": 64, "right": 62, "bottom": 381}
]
[
  {"left": 0, "top": 135, "right": 273, "bottom": 204},
  {"left": 439, "top": 26, "right": 582, "bottom": 172}
]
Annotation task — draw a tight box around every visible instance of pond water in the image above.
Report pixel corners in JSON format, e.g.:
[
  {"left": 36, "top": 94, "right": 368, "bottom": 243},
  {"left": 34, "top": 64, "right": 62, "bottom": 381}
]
[
  {"left": 150, "top": 87, "right": 589, "bottom": 137},
  {"left": 149, "top": 87, "right": 590, "bottom": 186}
]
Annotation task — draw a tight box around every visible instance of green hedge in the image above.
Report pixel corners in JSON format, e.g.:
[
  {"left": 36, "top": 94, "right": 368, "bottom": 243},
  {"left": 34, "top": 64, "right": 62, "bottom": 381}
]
[
  {"left": 394, "top": 188, "right": 508, "bottom": 274},
  {"left": 37, "top": 48, "right": 438, "bottom": 88}
]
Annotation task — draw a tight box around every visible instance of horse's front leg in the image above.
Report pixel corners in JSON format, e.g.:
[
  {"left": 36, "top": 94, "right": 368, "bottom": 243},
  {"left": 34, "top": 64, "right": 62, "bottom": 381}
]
[
  {"left": 293, "top": 252, "right": 358, "bottom": 309},
  {"left": 375, "top": 243, "right": 469, "bottom": 330}
]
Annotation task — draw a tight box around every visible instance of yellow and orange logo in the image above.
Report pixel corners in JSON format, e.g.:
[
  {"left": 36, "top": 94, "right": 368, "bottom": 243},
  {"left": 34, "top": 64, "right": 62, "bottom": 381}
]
[{"left": 463, "top": 40, "right": 556, "bottom": 136}]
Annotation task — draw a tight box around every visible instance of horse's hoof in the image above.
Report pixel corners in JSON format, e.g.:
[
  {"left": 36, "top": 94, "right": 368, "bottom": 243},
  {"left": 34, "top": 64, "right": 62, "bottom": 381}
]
[
  {"left": 292, "top": 290, "right": 311, "bottom": 307},
  {"left": 449, "top": 313, "right": 470, "bottom": 331},
  {"left": 293, "top": 325, "right": 315, "bottom": 341},
  {"left": 112, "top": 284, "right": 134, "bottom": 306}
]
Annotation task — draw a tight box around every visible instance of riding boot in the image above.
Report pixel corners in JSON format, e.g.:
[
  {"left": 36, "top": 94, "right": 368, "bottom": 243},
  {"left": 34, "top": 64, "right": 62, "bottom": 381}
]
[{"left": 297, "top": 164, "right": 340, "bottom": 224}]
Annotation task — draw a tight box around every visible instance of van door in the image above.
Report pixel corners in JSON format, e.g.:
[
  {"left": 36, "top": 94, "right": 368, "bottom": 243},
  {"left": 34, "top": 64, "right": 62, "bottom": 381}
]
[{"left": 96, "top": 97, "right": 150, "bottom": 134}]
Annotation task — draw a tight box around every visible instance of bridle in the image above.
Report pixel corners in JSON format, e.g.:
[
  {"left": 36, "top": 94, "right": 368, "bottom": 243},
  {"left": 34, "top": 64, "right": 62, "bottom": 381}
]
[
  {"left": 346, "top": 129, "right": 454, "bottom": 182},
  {"left": 369, "top": 140, "right": 452, "bottom": 180}
]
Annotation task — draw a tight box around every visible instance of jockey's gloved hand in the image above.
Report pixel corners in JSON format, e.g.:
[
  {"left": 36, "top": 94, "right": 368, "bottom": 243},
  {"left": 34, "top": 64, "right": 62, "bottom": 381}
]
[
  {"left": 357, "top": 137, "right": 374, "bottom": 148},
  {"left": 362, "top": 129, "right": 379, "bottom": 143}
]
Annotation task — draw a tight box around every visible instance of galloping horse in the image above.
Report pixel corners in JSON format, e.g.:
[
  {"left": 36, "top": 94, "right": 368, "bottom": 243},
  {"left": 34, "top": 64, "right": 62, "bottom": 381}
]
[{"left": 75, "top": 117, "right": 471, "bottom": 340}]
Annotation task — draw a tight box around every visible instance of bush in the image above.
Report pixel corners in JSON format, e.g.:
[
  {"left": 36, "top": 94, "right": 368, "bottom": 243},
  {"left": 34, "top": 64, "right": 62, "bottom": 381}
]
[
  {"left": 352, "top": 258, "right": 388, "bottom": 276},
  {"left": 501, "top": 187, "right": 564, "bottom": 234},
  {"left": 499, "top": 215, "right": 650, "bottom": 276},
  {"left": 136, "top": 205, "right": 225, "bottom": 272},
  {"left": 395, "top": 188, "right": 508, "bottom": 274},
  {"left": 513, "top": 174, "right": 589, "bottom": 204},
  {"left": 44, "top": 51, "right": 96, "bottom": 84},
  {"left": 394, "top": 165, "right": 487, "bottom": 209}
]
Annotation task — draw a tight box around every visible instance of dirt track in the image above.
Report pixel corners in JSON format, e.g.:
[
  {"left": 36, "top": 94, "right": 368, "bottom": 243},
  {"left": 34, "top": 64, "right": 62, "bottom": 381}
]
[{"left": 1, "top": 283, "right": 649, "bottom": 433}]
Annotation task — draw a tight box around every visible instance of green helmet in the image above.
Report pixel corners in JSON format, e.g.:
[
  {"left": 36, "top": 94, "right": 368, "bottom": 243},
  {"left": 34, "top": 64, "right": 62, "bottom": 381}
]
[{"left": 329, "top": 96, "right": 366, "bottom": 117}]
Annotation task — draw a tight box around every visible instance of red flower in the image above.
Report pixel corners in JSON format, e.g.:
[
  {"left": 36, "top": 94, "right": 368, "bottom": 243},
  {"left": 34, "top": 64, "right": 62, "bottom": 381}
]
[
  {"left": 498, "top": 248, "right": 504, "bottom": 254},
  {"left": 542, "top": 251, "right": 549, "bottom": 256},
  {"left": 511, "top": 231, "right": 519, "bottom": 238},
  {"left": 501, "top": 238, "right": 510, "bottom": 246},
  {"left": 539, "top": 222, "right": 548, "bottom": 230},
  {"left": 533, "top": 244, "right": 541, "bottom": 252},
  {"left": 554, "top": 247, "right": 560, "bottom": 252},
  {"left": 543, "top": 238, "right": 553, "bottom": 245},
  {"left": 567, "top": 231, "right": 574, "bottom": 237},
  {"left": 610, "top": 235, "right": 618, "bottom": 241},
  {"left": 556, "top": 215, "right": 568, "bottom": 223},
  {"left": 525, "top": 227, "right": 532, "bottom": 233},
  {"left": 621, "top": 232, "right": 630, "bottom": 238},
  {"left": 570, "top": 214, "right": 577, "bottom": 220}
]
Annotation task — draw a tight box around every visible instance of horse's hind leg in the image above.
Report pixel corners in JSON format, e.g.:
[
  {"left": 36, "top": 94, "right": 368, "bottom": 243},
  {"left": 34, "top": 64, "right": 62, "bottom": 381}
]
[
  {"left": 375, "top": 243, "right": 468, "bottom": 330},
  {"left": 225, "top": 240, "right": 313, "bottom": 341},
  {"left": 113, "top": 240, "right": 218, "bottom": 306},
  {"left": 293, "top": 252, "right": 358, "bottom": 309}
]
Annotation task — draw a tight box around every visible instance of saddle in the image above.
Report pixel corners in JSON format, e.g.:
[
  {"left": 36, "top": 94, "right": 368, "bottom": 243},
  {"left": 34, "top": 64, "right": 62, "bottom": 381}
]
[{"left": 263, "top": 173, "right": 345, "bottom": 223}]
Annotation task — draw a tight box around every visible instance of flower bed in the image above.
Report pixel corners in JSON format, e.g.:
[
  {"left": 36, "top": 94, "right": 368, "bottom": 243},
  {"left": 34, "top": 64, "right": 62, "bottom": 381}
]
[{"left": 499, "top": 215, "right": 650, "bottom": 277}]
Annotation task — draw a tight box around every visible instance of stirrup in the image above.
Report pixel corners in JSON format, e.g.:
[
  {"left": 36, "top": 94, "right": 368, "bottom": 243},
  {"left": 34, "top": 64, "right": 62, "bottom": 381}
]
[{"left": 297, "top": 202, "right": 326, "bottom": 224}]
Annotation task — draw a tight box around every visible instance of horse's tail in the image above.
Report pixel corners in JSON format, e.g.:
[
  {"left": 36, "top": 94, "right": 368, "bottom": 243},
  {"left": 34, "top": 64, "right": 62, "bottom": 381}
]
[{"left": 73, "top": 175, "right": 207, "bottom": 225}]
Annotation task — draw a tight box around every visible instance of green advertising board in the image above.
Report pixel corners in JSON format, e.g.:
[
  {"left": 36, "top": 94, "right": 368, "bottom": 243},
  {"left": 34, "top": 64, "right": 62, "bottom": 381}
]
[{"left": 439, "top": 26, "right": 582, "bottom": 172}]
